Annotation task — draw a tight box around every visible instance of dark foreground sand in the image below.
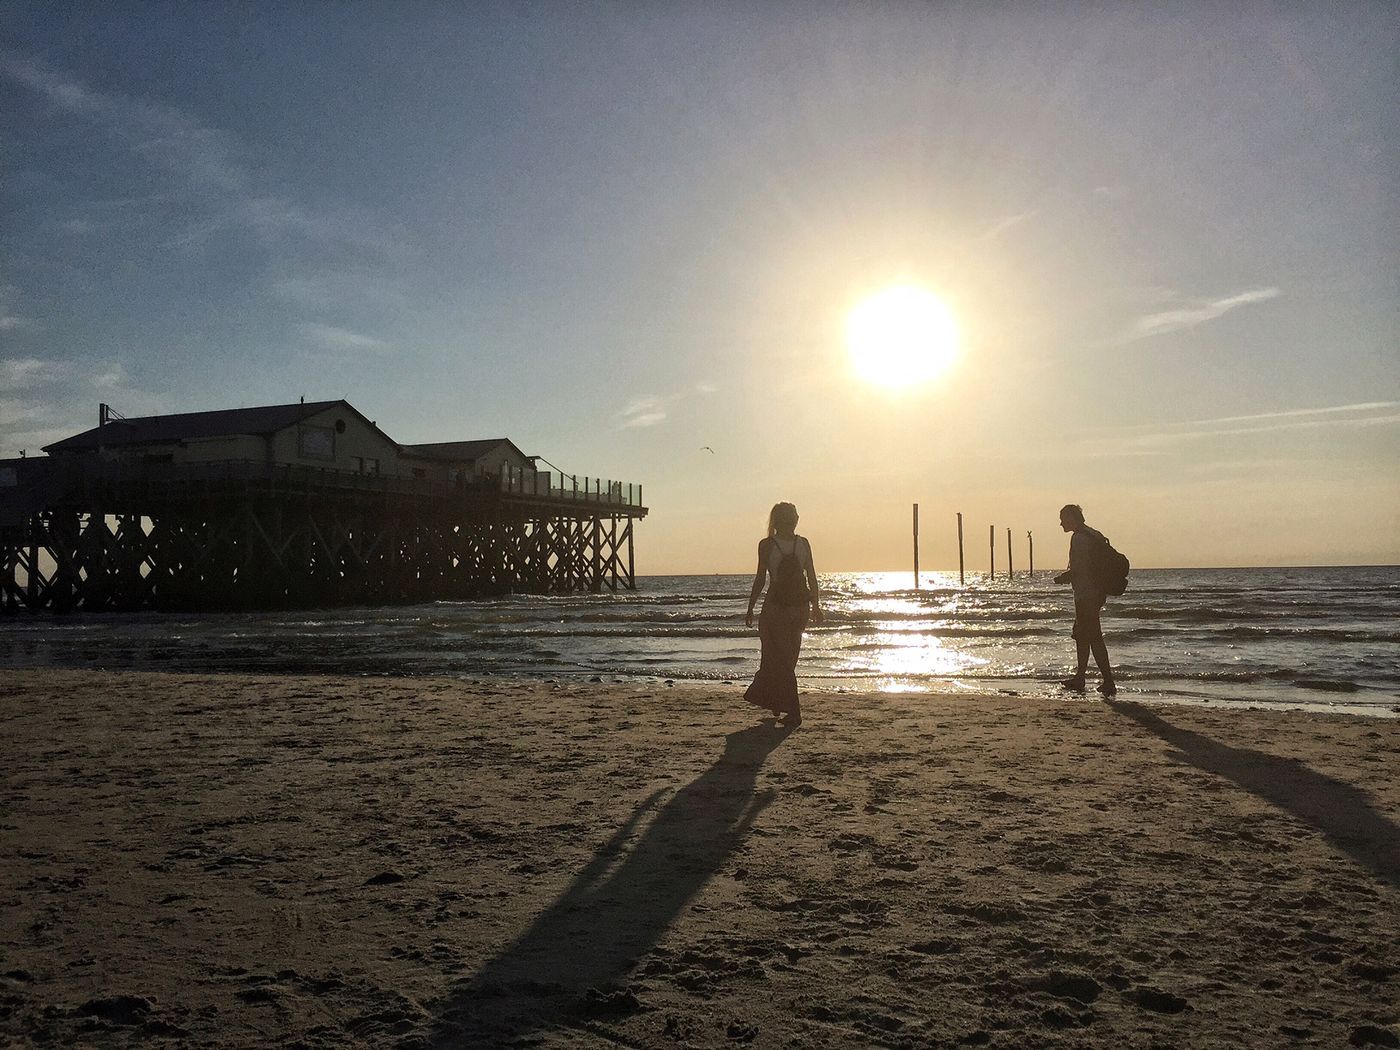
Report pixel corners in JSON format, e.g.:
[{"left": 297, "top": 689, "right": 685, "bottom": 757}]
[{"left": 1, "top": 670, "right": 1398, "bottom": 1048}]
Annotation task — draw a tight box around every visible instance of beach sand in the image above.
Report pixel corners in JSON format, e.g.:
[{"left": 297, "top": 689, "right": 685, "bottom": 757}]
[{"left": 1, "top": 669, "right": 1397, "bottom": 1048}]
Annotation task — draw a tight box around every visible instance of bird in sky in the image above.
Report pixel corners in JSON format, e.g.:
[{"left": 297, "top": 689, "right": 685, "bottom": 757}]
[{"left": 701, "top": 446, "right": 715, "bottom": 454}]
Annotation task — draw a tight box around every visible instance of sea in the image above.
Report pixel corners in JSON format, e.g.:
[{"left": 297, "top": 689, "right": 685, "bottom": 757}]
[{"left": 1, "top": 567, "right": 1397, "bottom": 716}]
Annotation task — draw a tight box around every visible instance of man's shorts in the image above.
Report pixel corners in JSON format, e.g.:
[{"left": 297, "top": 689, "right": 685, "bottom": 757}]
[{"left": 1072, "top": 593, "right": 1106, "bottom": 643}]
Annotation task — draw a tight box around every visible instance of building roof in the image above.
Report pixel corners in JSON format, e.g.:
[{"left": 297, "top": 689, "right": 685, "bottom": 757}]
[
  {"left": 401, "top": 438, "right": 530, "bottom": 463},
  {"left": 43, "top": 400, "right": 357, "bottom": 453}
]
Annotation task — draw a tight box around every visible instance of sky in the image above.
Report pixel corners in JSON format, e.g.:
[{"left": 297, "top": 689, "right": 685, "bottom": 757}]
[{"left": 2, "top": 2, "right": 1397, "bottom": 573}]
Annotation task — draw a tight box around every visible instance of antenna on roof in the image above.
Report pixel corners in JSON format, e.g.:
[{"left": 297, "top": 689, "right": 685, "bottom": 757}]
[
  {"left": 98, "top": 403, "right": 126, "bottom": 427},
  {"left": 300, "top": 395, "right": 304, "bottom": 404}
]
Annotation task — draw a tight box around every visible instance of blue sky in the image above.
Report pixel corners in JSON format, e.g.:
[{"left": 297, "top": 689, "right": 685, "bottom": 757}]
[{"left": 3, "top": 3, "right": 1396, "bottom": 571}]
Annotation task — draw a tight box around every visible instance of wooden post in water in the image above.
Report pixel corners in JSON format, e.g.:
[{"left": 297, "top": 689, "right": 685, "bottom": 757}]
[
  {"left": 1028, "top": 531, "right": 1034, "bottom": 578},
  {"left": 912, "top": 503, "right": 920, "bottom": 590},
  {"left": 1007, "top": 528, "right": 1014, "bottom": 578},
  {"left": 989, "top": 524, "right": 995, "bottom": 579},
  {"left": 956, "top": 512, "right": 965, "bottom": 586}
]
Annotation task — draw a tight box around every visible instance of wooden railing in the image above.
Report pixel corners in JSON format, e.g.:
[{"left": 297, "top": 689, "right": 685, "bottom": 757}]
[
  {"left": 498, "top": 465, "right": 644, "bottom": 507},
  {"left": 1, "top": 457, "right": 646, "bottom": 513},
  {"left": 71, "top": 458, "right": 451, "bottom": 498}
]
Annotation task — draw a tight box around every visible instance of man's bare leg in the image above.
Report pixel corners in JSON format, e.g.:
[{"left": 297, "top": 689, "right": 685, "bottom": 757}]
[
  {"left": 1091, "top": 636, "right": 1116, "bottom": 696},
  {"left": 1062, "top": 638, "right": 1090, "bottom": 690}
]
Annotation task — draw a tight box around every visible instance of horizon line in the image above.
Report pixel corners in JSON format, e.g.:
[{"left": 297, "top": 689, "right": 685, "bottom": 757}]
[{"left": 640, "top": 563, "right": 1400, "bottom": 577}]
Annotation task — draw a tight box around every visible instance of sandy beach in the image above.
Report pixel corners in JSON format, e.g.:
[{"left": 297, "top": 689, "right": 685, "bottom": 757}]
[{"left": 1, "top": 669, "right": 1397, "bottom": 1048}]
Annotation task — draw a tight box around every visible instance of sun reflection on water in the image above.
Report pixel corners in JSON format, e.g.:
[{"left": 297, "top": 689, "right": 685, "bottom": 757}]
[
  {"left": 810, "top": 571, "right": 994, "bottom": 691},
  {"left": 833, "top": 630, "right": 986, "bottom": 686}
]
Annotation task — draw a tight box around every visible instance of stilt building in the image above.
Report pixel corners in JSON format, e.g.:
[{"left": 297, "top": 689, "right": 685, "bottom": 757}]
[{"left": 0, "top": 400, "right": 646, "bottom": 612}]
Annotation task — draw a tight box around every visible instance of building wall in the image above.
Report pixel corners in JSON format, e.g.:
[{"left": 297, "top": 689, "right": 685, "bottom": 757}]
[
  {"left": 474, "top": 444, "right": 533, "bottom": 476},
  {"left": 93, "top": 435, "right": 264, "bottom": 465},
  {"left": 177, "top": 435, "right": 266, "bottom": 463},
  {"left": 267, "top": 406, "right": 406, "bottom": 476},
  {"left": 399, "top": 443, "right": 535, "bottom": 485},
  {"left": 399, "top": 454, "right": 448, "bottom": 484},
  {"left": 49, "top": 406, "right": 542, "bottom": 485}
]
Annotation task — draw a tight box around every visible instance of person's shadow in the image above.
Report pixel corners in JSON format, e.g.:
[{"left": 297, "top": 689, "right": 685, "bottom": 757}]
[
  {"left": 428, "top": 722, "right": 791, "bottom": 1045},
  {"left": 1108, "top": 700, "right": 1399, "bottom": 888}
]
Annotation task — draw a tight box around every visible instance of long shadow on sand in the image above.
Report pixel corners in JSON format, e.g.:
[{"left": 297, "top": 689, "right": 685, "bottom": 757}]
[
  {"left": 428, "top": 721, "right": 791, "bottom": 1046},
  {"left": 1109, "top": 700, "right": 1400, "bottom": 888}
]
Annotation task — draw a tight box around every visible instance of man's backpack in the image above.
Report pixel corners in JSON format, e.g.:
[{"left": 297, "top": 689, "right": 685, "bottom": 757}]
[{"left": 1093, "top": 533, "right": 1131, "bottom": 596}]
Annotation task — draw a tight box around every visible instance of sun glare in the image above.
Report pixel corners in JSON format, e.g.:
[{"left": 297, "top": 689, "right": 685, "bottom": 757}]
[{"left": 846, "top": 285, "right": 959, "bottom": 389}]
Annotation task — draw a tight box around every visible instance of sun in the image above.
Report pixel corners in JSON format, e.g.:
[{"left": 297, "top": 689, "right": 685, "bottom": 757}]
[{"left": 846, "top": 285, "right": 959, "bottom": 389}]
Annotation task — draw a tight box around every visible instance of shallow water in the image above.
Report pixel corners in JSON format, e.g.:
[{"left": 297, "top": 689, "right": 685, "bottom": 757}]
[{"left": 2, "top": 567, "right": 1397, "bottom": 715}]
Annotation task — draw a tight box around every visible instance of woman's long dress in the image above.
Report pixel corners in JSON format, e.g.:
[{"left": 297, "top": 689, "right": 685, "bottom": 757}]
[{"left": 744, "top": 539, "right": 811, "bottom": 716}]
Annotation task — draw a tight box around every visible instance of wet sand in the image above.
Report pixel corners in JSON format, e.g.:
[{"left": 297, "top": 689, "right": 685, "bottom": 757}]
[{"left": 2, "top": 669, "right": 1398, "bottom": 1048}]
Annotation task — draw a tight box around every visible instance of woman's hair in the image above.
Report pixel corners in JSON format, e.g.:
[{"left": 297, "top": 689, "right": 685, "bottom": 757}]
[
  {"left": 768, "top": 501, "right": 799, "bottom": 538},
  {"left": 1060, "top": 503, "right": 1085, "bottom": 526}
]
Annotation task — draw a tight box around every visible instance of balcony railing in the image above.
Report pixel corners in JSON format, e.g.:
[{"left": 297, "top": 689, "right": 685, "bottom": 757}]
[
  {"left": 1, "top": 457, "right": 646, "bottom": 513},
  {"left": 499, "top": 465, "right": 643, "bottom": 507}
]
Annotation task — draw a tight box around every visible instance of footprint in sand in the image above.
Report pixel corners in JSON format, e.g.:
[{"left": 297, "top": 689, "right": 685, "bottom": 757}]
[{"left": 1129, "top": 986, "right": 1190, "bottom": 1013}]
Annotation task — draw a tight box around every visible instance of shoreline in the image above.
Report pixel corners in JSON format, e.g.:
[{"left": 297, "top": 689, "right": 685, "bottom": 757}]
[
  {"left": 3, "top": 668, "right": 1398, "bottom": 1047},
  {"left": 1, "top": 655, "right": 1395, "bottom": 719},
  {"left": 2, "top": 564, "right": 1394, "bottom": 719}
]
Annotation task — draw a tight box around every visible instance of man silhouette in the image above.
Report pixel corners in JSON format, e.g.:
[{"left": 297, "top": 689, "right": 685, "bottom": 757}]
[{"left": 1054, "top": 503, "right": 1117, "bottom": 697}]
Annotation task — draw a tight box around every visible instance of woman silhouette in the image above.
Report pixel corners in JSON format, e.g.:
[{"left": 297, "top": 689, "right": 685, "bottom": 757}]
[{"left": 743, "top": 502, "right": 823, "bottom": 726}]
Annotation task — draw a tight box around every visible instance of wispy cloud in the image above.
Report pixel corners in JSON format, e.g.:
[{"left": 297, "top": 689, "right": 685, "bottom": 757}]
[
  {"left": 618, "top": 396, "right": 670, "bottom": 429},
  {"left": 299, "top": 323, "right": 390, "bottom": 354},
  {"left": 1, "top": 52, "right": 403, "bottom": 261},
  {"left": 0, "top": 357, "right": 166, "bottom": 456},
  {"left": 616, "top": 382, "right": 717, "bottom": 430},
  {"left": 971, "top": 211, "right": 1034, "bottom": 243},
  {"left": 1, "top": 51, "right": 246, "bottom": 195},
  {"left": 0, "top": 357, "right": 63, "bottom": 391},
  {"left": 1092, "top": 185, "right": 1129, "bottom": 201},
  {"left": 1186, "top": 401, "right": 1399, "bottom": 427},
  {"left": 1112, "top": 402, "right": 1400, "bottom": 449},
  {"left": 272, "top": 273, "right": 409, "bottom": 312},
  {"left": 1129, "top": 287, "right": 1280, "bottom": 341},
  {"left": 0, "top": 426, "right": 77, "bottom": 455},
  {"left": 0, "top": 286, "right": 32, "bottom": 331},
  {"left": 0, "top": 398, "right": 44, "bottom": 425}
]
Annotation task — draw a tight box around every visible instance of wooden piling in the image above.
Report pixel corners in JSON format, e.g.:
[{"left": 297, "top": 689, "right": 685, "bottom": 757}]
[
  {"left": 912, "top": 503, "right": 920, "bottom": 590},
  {"left": 1028, "top": 531, "right": 1034, "bottom": 578},
  {"left": 0, "top": 463, "right": 647, "bottom": 611},
  {"left": 956, "top": 512, "right": 964, "bottom": 586},
  {"left": 1007, "top": 528, "right": 1013, "bottom": 578},
  {"left": 989, "top": 524, "right": 995, "bottom": 579}
]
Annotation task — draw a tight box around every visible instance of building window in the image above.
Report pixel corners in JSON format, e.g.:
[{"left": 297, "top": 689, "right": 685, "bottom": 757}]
[
  {"left": 298, "top": 425, "right": 335, "bottom": 461},
  {"left": 355, "top": 457, "right": 379, "bottom": 475}
]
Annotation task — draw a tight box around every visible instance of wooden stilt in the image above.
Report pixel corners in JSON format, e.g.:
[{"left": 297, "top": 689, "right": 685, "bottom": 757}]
[
  {"left": 0, "top": 462, "right": 648, "bottom": 611},
  {"left": 912, "top": 503, "right": 920, "bottom": 590},
  {"left": 957, "top": 512, "right": 964, "bottom": 586}
]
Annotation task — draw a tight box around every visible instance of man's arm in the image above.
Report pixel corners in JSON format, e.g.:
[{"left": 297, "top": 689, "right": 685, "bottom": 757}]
[{"left": 1054, "top": 531, "right": 1081, "bottom": 585}]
